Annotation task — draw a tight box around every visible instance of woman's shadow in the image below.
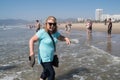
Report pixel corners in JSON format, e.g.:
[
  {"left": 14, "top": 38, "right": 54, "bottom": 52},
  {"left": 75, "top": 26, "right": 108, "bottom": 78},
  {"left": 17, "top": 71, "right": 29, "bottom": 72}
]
[{"left": 56, "top": 67, "right": 90, "bottom": 80}]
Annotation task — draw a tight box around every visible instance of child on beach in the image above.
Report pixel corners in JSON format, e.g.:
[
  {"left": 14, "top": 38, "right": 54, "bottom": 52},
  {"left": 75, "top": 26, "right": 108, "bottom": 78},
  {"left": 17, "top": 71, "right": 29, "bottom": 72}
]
[{"left": 65, "top": 22, "right": 72, "bottom": 33}]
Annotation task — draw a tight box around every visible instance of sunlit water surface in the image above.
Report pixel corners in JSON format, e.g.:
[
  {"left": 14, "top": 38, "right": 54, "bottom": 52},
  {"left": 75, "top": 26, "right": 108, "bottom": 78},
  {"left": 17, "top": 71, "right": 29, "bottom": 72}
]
[{"left": 0, "top": 26, "right": 120, "bottom": 80}]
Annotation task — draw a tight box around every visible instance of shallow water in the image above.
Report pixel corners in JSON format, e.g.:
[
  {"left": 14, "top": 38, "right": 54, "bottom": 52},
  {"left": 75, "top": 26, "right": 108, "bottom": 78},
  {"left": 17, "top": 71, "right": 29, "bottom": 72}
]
[{"left": 0, "top": 26, "right": 120, "bottom": 80}]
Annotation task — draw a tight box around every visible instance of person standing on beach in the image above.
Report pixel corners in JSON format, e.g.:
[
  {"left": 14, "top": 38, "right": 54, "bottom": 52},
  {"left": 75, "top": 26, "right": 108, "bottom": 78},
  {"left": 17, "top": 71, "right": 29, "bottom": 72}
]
[
  {"left": 35, "top": 20, "right": 41, "bottom": 32},
  {"left": 107, "top": 18, "right": 112, "bottom": 37},
  {"left": 89, "top": 20, "right": 92, "bottom": 33},
  {"left": 29, "top": 16, "right": 71, "bottom": 80},
  {"left": 104, "top": 18, "right": 107, "bottom": 25},
  {"left": 86, "top": 20, "right": 92, "bottom": 35},
  {"left": 65, "top": 23, "right": 68, "bottom": 32}
]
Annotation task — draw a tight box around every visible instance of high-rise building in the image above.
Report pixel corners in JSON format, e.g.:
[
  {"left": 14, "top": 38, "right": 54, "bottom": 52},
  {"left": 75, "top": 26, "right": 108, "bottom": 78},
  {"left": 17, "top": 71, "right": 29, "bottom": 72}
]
[{"left": 95, "top": 9, "right": 103, "bottom": 21}]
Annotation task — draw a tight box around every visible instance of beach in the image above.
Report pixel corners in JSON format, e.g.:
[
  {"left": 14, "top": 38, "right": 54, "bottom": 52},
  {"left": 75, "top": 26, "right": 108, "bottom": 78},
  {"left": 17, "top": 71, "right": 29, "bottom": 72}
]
[
  {"left": 0, "top": 24, "right": 120, "bottom": 80},
  {"left": 58, "top": 22, "right": 120, "bottom": 34}
]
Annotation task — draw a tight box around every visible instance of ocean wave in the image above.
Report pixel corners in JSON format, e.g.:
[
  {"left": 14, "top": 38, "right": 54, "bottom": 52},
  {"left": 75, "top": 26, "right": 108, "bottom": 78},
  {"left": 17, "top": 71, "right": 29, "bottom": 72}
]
[{"left": 90, "top": 45, "right": 120, "bottom": 62}]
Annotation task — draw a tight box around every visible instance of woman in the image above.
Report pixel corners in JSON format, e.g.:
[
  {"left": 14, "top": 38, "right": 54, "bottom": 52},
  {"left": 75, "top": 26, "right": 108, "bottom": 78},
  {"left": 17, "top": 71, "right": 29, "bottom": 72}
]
[
  {"left": 29, "top": 16, "right": 71, "bottom": 80},
  {"left": 86, "top": 20, "right": 92, "bottom": 37}
]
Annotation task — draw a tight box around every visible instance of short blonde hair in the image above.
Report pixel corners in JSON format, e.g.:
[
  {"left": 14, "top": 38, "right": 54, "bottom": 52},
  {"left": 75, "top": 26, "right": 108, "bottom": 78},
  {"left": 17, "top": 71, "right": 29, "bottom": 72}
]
[{"left": 45, "top": 16, "right": 58, "bottom": 33}]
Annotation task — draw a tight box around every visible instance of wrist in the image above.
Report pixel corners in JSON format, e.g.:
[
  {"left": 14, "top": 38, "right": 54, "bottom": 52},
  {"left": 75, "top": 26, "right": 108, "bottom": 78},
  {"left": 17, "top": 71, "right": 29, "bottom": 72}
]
[
  {"left": 65, "top": 37, "right": 68, "bottom": 41},
  {"left": 30, "top": 52, "right": 34, "bottom": 56}
]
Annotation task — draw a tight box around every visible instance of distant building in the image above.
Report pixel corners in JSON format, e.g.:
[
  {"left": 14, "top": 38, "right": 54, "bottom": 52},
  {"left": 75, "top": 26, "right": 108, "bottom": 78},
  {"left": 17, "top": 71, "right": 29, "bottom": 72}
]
[
  {"left": 95, "top": 9, "right": 103, "bottom": 21},
  {"left": 77, "top": 18, "right": 84, "bottom": 22},
  {"left": 101, "top": 14, "right": 120, "bottom": 21}
]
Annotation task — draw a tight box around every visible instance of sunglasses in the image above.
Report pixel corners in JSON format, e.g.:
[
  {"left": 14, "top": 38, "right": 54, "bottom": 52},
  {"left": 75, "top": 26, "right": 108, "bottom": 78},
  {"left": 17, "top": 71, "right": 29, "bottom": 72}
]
[{"left": 47, "top": 23, "right": 56, "bottom": 27}]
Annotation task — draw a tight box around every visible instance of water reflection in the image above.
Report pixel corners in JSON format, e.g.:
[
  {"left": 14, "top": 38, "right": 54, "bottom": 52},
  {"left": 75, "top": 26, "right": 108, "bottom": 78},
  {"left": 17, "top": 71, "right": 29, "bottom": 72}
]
[
  {"left": 86, "top": 33, "right": 92, "bottom": 45},
  {"left": 106, "top": 37, "right": 112, "bottom": 53}
]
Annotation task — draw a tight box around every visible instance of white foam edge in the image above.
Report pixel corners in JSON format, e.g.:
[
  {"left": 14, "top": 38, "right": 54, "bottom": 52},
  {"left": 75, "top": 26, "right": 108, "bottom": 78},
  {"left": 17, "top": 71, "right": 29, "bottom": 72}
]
[{"left": 90, "top": 45, "right": 120, "bottom": 62}]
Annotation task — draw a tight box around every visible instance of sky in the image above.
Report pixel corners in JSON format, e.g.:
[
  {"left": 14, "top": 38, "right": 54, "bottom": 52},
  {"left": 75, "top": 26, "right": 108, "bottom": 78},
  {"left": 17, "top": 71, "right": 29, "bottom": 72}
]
[{"left": 0, "top": 0, "right": 120, "bottom": 20}]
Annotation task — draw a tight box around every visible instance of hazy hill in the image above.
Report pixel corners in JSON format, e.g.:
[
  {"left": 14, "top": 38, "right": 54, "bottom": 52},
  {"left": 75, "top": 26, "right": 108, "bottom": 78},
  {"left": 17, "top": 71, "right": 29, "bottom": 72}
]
[
  {"left": 0, "top": 19, "right": 32, "bottom": 26},
  {"left": 0, "top": 18, "right": 78, "bottom": 26}
]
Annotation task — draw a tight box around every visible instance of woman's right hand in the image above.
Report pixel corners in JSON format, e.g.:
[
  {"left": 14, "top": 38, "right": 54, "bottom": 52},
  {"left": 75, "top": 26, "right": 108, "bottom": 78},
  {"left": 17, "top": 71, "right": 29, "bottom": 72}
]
[{"left": 29, "top": 55, "right": 35, "bottom": 67}]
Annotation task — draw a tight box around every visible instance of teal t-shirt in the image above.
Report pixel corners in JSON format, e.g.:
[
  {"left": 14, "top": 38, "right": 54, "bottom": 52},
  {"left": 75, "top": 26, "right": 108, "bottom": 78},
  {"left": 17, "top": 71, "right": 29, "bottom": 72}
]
[{"left": 36, "top": 29, "right": 60, "bottom": 64}]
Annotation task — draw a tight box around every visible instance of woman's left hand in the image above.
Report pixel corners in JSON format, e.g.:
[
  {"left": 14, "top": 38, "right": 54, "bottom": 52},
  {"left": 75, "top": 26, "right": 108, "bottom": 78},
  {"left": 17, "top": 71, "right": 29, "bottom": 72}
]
[{"left": 65, "top": 37, "right": 71, "bottom": 45}]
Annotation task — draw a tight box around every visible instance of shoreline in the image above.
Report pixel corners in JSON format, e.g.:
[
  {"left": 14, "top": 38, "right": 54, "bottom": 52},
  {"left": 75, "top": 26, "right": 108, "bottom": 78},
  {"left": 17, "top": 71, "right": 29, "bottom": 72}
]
[{"left": 58, "top": 23, "right": 120, "bottom": 34}]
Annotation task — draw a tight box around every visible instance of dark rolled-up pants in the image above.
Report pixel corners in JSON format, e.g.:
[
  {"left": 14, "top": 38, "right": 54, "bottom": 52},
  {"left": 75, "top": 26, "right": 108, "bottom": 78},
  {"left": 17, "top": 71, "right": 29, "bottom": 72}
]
[{"left": 40, "top": 62, "right": 55, "bottom": 80}]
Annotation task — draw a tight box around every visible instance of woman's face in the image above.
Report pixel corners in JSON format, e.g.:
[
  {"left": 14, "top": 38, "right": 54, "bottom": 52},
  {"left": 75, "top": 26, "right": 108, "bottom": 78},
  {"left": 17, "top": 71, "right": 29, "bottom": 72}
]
[{"left": 46, "top": 19, "right": 56, "bottom": 32}]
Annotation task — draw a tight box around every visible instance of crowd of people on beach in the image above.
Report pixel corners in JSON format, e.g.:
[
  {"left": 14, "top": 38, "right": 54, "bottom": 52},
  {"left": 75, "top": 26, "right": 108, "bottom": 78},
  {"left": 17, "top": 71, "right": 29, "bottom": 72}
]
[
  {"left": 28, "top": 17, "right": 112, "bottom": 38},
  {"left": 28, "top": 16, "right": 112, "bottom": 80}
]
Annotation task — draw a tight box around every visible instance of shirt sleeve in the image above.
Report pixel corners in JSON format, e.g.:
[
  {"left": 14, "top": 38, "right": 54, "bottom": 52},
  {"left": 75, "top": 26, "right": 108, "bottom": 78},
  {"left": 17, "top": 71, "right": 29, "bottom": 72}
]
[
  {"left": 36, "top": 29, "right": 44, "bottom": 39},
  {"left": 54, "top": 31, "right": 60, "bottom": 38}
]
